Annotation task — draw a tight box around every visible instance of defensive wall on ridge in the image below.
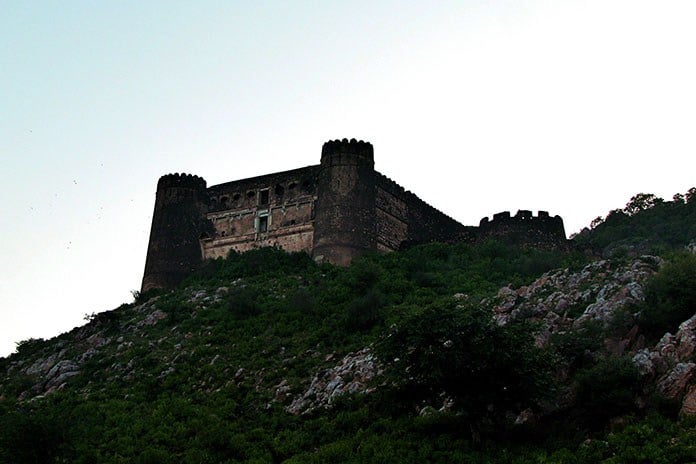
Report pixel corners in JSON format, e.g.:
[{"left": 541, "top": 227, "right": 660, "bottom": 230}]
[
  {"left": 477, "top": 210, "right": 567, "bottom": 248},
  {"left": 141, "top": 138, "right": 569, "bottom": 291}
]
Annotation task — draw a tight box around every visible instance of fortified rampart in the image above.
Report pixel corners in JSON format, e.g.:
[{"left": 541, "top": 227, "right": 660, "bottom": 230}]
[
  {"left": 313, "top": 139, "right": 376, "bottom": 265},
  {"left": 142, "top": 138, "right": 569, "bottom": 291},
  {"left": 142, "top": 174, "right": 212, "bottom": 292},
  {"left": 478, "top": 210, "right": 567, "bottom": 249},
  {"left": 374, "top": 172, "right": 470, "bottom": 251}
]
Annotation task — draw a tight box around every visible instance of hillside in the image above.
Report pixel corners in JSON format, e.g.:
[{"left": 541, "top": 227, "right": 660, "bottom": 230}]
[
  {"left": 573, "top": 189, "right": 696, "bottom": 256},
  {"left": 1, "top": 190, "right": 696, "bottom": 463}
]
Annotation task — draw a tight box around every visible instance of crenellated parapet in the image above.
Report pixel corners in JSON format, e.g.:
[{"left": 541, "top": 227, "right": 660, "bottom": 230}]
[
  {"left": 479, "top": 210, "right": 562, "bottom": 227},
  {"left": 374, "top": 172, "right": 467, "bottom": 247},
  {"left": 320, "top": 138, "right": 374, "bottom": 167},
  {"left": 478, "top": 210, "right": 567, "bottom": 248},
  {"left": 375, "top": 172, "right": 461, "bottom": 226},
  {"left": 157, "top": 173, "right": 207, "bottom": 190}
]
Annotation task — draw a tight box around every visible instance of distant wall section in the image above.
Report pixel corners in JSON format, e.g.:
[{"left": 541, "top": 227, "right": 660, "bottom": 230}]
[{"left": 478, "top": 210, "right": 567, "bottom": 248}]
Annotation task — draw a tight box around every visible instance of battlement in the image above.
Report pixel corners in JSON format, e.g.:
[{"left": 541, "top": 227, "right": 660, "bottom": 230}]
[
  {"left": 479, "top": 210, "right": 560, "bottom": 226},
  {"left": 157, "top": 173, "right": 207, "bottom": 190},
  {"left": 478, "top": 209, "right": 567, "bottom": 248},
  {"left": 320, "top": 138, "right": 374, "bottom": 166},
  {"left": 375, "top": 172, "right": 463, "bottom": 227}
]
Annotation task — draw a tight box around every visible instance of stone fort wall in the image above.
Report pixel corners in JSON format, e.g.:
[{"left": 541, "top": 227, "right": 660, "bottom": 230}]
[
  {"left": 374, "top": 172, "right": 471, "bottom": 252},
  {"left": 202, "top": 165, "right": 319, "bottom": 260},
  {"left": 141, "top": 139, "right": 569, "bottom": 291},
  {"left": 477, "top": 210, "right": 567, "bottom": 249},
  {"left": 141, "top": 173, "right": 212, "bottom": 292}
]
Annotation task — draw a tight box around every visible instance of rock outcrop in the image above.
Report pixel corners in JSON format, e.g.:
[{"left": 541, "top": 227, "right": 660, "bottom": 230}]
[
  {"left": 487, "top": 256, "right": 660, "bottom": 340},
  {"left": 287, "top": 347, "right": 381, "bottom": 415},
  {"left": 634, "top": 313, "right": 696, "bottom": 414},
  {"left": 483, "top": 255, "right": 696, "bottom": 416}
]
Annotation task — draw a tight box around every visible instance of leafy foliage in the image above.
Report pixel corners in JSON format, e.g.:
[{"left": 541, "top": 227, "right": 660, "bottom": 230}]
[
  {"left": 574, "top": 356, "right": 642, "bottom": 428},
  {"left": 376, "top": 300, "right": 554, "bottom": 431},
  {"left": 550, "top": 320, "right": 603, "bottom": 369},
  {"left": 574, "top": 187, "right": 696, "bottom": 255},
  {"left": 639, "top": 252, "right": 696, "bottom": 338},
  {"left": 0, "top": 204, "right": 694, "bottom": 463},
  {"left": 13, "top": 338, "right": 46, "bottom": 357}
]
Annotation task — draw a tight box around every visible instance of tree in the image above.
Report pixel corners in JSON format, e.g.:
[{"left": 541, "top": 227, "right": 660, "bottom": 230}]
[
  {"left": 590, "top": 216, "right": 604, "bottom": 229},
  {"left": 686, "top": 187, "right": 696, "bottom": 203},
  {"left": 623, "top": 193, "right": 663, "bottom": 216},
  {"left": 376, "top": 300, "right": 554, "bottom": 432}
]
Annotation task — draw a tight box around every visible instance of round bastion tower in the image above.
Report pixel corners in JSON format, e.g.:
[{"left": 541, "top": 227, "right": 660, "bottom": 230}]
[
  {"left": 313, "top": 139, "right": 377, "bottom": 265},
  {"left": 141, "top": 173, "right": 210, "bottom": 292}
]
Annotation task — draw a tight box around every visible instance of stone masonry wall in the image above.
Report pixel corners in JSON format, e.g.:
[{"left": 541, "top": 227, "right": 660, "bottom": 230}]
[
  {"left": 201, "top": 166, "right": 319, "bottom": 260},
  {"left": 375, "top": 172, "right": 469, "bottom": 250},
  {"left": 375, "top": 185, "right": 409, "bottom": 252},
  {"left": 142, "top": 139, "right": 569, "bottom": 291},
  {"left": 142, "top": 174, "right": 212, "bottom": 292},
  {"left": 478, "top": 210, "right": 567, "bottom": 248}
]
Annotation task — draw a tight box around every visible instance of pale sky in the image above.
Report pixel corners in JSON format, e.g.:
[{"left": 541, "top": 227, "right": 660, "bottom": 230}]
[{"left": 1, "top": 1, "right": 695, "bottom": 357}]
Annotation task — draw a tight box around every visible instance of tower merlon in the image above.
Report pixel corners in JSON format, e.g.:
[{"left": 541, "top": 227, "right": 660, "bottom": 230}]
[
  {"left": 157, "top": 172, "right": 207, "bottom": 190},
  {"left": 320, "top": 138, "right": 374, "bottom": 167}
]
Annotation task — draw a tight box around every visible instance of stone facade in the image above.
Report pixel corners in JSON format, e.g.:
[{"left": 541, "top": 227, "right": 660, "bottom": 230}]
[
  {"left": 202, "top": 165, "right": 319, "bottom": 260},
  {"left": 142, "top": 138, "right": 567, "bottom": 291}
]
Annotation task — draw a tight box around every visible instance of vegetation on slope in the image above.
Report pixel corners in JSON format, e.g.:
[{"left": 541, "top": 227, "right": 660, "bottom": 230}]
[
  {"left": 0, "top": 188, "right": 695, "bottom": 463},
  {"left": 573, "top": 188, "right": 696, "bottom": 256}
]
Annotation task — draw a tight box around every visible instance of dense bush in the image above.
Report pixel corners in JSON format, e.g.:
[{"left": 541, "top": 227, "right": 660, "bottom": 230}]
[
  {"left": 0, "top": 405, "right": 63, "bottom": 464},
  {"left": 640, "top": 253, "right": 696, "bottom": 338},
  {"left": 574, "top": 355, "right": 642, "bottom": 428},
  {"left": 376, "top": 300, "right": 555, "bottom": 433},
  {"left": 550, "top": 320, "right": 603, "bottom": 369}
]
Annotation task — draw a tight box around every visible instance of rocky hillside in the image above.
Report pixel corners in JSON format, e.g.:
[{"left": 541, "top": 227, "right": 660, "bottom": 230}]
[
  {"left": 1, "top": 236, "right": 695, "bottom": 461},
  {"left": 488, "top": 256, "right": 696, "bottom": 416}
]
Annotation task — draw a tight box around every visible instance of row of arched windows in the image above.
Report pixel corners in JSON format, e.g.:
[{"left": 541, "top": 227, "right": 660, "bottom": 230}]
[{"left": 208, "top": 178, "right": 315, "bottom": 212}]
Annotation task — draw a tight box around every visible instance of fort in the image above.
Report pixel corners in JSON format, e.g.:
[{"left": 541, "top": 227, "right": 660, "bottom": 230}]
[{"left": 141, "top": 138, "right": 567, "bottom": 291}]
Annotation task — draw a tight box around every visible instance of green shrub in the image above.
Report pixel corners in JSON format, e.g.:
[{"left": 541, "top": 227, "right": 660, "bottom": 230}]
[
  {"left": 574, "top": 356, "right": 642, "bottom": 428},
  {"left": 640, "top": 253, "right": 696, "bottom": 338},
  {"left": 0, "top": 408, "right": 64, "bottom": 464},
  {"left": 343, "top": 289, "right": 386, "bottom": 332},
  {"left": 225, "top": 286, "right": 262, "bottom": 318},
  {"left": 13, "top": 337, "right": 46, "bottom": 357},
  {"left": 376, "top": 300, "right": 555, "bottom": 432},
  {"left": 550, "top": 321, "right": 603, "bottom": 369}
]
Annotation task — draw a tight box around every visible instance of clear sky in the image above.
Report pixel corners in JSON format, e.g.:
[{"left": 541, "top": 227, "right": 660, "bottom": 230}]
[{"left": 1, "top": 1, "right": 695, "bottom": 357}]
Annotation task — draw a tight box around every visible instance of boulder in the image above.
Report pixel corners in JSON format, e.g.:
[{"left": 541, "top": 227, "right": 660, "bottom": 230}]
[
  {"left": 680, "top": 384, "right": 696, "bottom": 416},
  {"left": 287, "top": 347, "right": 380, "bottom": 415},
  {"left": 657, "top": 362, "right": 696, "bottom": 400},
  {"left": 675, "top": 313, "right": 696, "bottom": 360}
]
